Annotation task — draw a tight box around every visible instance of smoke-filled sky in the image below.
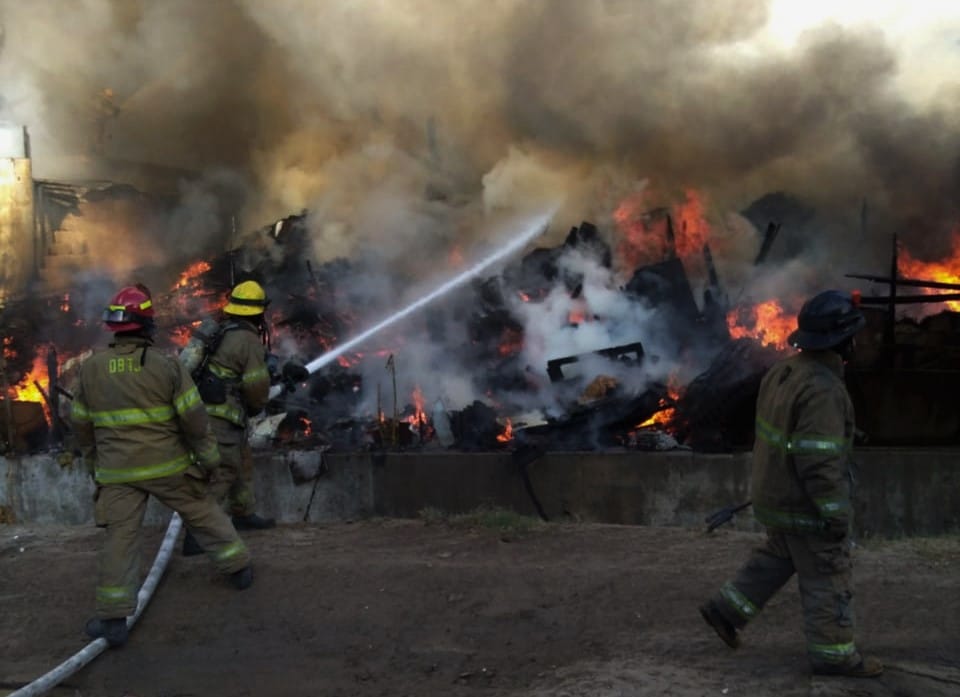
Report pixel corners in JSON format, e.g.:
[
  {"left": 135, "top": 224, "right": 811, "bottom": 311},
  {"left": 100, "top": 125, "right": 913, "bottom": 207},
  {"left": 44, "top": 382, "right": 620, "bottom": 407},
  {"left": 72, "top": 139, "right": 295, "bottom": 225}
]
[
  {"left": 1, "top": 0, "right": 959, "bottom": 417},
  {"left": 1, "top": 1, "right": 958, "bottom": 244}
]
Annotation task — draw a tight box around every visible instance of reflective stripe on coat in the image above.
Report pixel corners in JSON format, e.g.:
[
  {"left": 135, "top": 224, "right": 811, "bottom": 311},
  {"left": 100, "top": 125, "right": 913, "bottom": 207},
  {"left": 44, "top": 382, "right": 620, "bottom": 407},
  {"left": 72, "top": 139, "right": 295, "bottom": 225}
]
[
  {"left": 750, "top": 351, "right": 854, "bottom": 534},
  {"left": 70, "top": 336, "right": 221, "bottom": 483}
]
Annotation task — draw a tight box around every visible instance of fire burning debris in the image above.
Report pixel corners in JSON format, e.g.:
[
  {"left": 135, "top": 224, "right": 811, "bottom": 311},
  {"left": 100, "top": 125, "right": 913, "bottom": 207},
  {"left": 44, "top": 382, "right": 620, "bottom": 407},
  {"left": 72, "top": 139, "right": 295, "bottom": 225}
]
[
  {"left": 726, "top": 300, "right": 798, "bottom": 351},
  {"left": 898, "top": 230, "right": 960, "bottom": 312},
  {"left": 4, "top": 178, "right": 960, "bottom": 455},
  {"left": 1, "top": 2, "right": 960, "bottom": 459}
]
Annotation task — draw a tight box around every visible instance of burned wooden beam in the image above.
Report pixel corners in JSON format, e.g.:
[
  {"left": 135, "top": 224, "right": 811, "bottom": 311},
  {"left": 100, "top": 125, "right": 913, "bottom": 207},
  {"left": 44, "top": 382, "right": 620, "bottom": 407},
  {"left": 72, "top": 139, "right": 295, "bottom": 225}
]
[
  {"left": 846, "top": 273, "right": 960, "bottom": 291},
  {"left": 665, "top": 213, "right": 677, "bottom": 260},
  {"left": 46, "top": 346, "right": 61, "bottom": 444},
  {"left": 885, "top": 234, "right": 898, "bottom": 351},
  {"left": 546, "top": 342, "right": 644, "bottom": 383},
  {"left": 624, "top": 257, "right": 701, "bottom": 324},
  {"left": 753, "top": 221, "right": 781, "bottom": 266},
  {"left": 859, "top": 293, "right": 960, "bottom": 305},
  {"left": 703, "top": 243, "right": 719, "bottom": 288}
]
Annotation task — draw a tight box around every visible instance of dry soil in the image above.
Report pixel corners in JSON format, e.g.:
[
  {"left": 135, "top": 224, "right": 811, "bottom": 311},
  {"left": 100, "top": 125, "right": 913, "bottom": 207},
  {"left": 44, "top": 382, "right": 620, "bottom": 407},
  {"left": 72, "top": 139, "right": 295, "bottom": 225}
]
[{"left": 1, "top": 519, "right": 958, "bottom": 697}]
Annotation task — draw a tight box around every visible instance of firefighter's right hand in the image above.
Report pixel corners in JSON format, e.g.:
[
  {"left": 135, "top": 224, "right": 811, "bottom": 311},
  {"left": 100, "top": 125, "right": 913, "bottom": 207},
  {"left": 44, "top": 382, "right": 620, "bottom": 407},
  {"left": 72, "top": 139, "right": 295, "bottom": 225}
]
[{"left": 266, "top": 353, "right": 281, "bottom": 384}]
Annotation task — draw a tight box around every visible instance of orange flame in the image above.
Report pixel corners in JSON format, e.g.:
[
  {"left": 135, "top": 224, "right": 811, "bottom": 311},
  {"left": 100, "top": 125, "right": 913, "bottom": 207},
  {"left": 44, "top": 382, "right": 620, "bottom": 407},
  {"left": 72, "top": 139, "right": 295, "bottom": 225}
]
[
  {"left": 173, "top": 260, "right": 212, "bottom": 290},
  {"left": 613, "top": 188, "right": 712, "bottom": 272},
  {"left": 498, "top": 328, "right": 524, "bottom": 357},
  {"left": 299, "top": 415, "right": 313, "bottom": 437},
  {"left": 568, "top": 297, "right": 591, "bottom": 326},
  {"left": 637, "top": 401, "right": 676, "bottom": 429},
  {"left": 496, "top": 418, "right": 513, "bottom": 443},
  {"left": 613, "top": 192, "right": 664, "bottom": 271},
  {"left": 635, "top": 372, "right": 684, "bottom": 429},
  {"left": 169, "top": 320, "right": 201, "bottom": 349},
  {"left": 403, "top": 386, "right": 427, "bottom": 427},
  {"left": 899, "top": 230, "right": 960, "bottom": 312},
  {"left": 672, "top": 189, "right": 711, "bottom": 259},
  {"left": 10, "top": 352, "right": 47, "bottom": 404},
  {"left": 337, "top": 352, "right": 365, "bottom": 368},
  {"left": 726, "top": 300, "right": 797, "bottom": 351}
]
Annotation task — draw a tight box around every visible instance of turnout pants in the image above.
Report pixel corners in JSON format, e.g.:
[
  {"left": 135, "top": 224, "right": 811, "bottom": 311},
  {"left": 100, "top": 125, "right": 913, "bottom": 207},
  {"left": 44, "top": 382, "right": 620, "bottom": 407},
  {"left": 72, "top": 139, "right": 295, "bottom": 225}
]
[
  {"left": 208, "top": 420, "right": 257, "bottom": 517},
  {"left": 711, "top": 530, "right": 861, "bottom": 670},
  {"left": 94, "top": 470, "right": 250, "bottom": 619}
]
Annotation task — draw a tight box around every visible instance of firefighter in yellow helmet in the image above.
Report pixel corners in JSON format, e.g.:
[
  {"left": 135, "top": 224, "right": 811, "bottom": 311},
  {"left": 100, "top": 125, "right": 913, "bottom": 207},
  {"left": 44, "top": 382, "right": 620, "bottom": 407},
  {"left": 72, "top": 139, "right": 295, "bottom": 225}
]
[
  {"left": 182, "top": 280, "right": 273, "bottom": 556},
  {"left": 699, "top": 290, "right": 882, "bottom": 678},
  {"left": 71, "top": 285, "right": 252, "bottom": 648}
]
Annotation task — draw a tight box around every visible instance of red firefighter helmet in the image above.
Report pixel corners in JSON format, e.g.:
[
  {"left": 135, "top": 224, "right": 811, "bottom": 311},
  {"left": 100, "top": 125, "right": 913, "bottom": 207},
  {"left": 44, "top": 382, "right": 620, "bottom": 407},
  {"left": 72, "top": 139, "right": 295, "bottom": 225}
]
[{"left": 102, "top": 284, "right": 155, "bottom": 332}]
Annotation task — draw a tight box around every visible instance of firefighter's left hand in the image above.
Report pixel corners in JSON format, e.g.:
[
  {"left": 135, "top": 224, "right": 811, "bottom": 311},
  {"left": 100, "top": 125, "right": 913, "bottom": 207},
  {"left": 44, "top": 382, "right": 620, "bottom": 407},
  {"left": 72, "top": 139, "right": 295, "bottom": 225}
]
[{"left": 824, "top": 517, "right": 850, "bottom": 541}]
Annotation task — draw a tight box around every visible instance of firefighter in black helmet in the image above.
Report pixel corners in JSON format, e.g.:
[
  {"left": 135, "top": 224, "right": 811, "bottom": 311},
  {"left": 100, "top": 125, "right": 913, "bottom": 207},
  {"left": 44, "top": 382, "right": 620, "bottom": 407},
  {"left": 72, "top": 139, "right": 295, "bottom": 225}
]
[{"left": 699, "top": 290, "right": 883, "bottom": 678}]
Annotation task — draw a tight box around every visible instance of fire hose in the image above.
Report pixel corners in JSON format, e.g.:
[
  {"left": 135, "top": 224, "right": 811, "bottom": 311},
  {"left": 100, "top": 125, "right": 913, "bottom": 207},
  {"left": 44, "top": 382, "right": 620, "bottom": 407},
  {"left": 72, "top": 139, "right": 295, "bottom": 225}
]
[{"left": 9, "top": 513, "right": 183, "bottom": 697}]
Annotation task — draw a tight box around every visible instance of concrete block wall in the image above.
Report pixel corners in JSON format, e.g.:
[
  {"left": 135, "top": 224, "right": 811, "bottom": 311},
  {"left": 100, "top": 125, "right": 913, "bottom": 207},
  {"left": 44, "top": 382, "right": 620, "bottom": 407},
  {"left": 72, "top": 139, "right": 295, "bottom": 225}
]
[
  {"left": 0, "top": 450, "right": 372, "bottom": 526},
  {"left": 2, "top": 448, "right": 958, "bottom": 537}
]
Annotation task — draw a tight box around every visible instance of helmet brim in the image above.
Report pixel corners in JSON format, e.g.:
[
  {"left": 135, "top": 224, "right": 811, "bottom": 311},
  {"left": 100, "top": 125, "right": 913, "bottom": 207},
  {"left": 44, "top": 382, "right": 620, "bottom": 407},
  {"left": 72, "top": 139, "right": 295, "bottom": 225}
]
[
  {"left": 223, "top": 302, "right": 265, "bottom": 316},
  {"left": 105, "top": 321, "right": 146, "bottom": 333},
  {"left": 788, "top": 315, "right": 866, "bottom": 351},
  {"left": 787, "top": 329, "right": 840, "bottom": 350}
]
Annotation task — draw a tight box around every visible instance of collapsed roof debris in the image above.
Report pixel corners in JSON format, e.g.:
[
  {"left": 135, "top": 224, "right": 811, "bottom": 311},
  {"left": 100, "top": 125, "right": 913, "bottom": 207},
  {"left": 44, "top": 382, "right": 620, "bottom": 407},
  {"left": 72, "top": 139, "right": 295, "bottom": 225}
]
[{"left": 4, "top": 179, "right": 960, "bottom": 455}]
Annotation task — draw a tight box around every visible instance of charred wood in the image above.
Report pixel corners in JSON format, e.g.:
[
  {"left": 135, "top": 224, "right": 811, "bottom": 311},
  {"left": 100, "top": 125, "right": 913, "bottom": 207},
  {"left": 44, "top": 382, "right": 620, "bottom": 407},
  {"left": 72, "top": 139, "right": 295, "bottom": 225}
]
[
  {"left": 625, "top": 257, "right": 700, "bottom": 324},
  {"left": 546, "top": 342, "right": 644, "bottom": 384},
  {"left": 846, "top": 274, "right": 960, "bottom": 291},
  {"left": 859, "top": 293, "right": 960, "bottom": 305},
  {"left": 753, "top": 221, "right": 781, "bottom": 266},
  {"left": 673, "top": 338, "right": 781, "bottom": 452}
]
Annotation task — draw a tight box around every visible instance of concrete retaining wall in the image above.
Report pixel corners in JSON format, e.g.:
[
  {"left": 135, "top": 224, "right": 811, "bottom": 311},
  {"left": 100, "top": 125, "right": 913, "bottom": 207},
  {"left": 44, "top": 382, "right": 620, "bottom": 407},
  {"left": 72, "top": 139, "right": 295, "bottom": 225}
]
[{"left": 2, "top": 448, "right": 958, "bottom": 537}]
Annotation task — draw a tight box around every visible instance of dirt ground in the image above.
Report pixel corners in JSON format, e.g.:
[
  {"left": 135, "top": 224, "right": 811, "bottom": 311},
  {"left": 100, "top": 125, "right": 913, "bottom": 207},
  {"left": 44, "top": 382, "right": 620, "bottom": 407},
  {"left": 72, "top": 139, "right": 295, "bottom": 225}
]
[{"left": 1, "top": 518, "right": 958, "bottom": 697}]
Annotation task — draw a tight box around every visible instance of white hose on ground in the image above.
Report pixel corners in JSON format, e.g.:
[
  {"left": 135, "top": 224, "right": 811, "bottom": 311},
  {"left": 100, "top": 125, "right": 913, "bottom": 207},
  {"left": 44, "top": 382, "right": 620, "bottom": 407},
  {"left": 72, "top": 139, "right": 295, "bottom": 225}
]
[{"left": 9, "top": 513, "right": 183, "bottom": 697}]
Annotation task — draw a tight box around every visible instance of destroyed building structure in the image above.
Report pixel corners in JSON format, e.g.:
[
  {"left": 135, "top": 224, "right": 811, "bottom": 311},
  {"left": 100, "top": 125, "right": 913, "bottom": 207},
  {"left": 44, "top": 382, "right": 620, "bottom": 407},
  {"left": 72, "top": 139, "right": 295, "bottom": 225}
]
[{"left": 3, "top": 118, "right": 960, "bottom": 456}]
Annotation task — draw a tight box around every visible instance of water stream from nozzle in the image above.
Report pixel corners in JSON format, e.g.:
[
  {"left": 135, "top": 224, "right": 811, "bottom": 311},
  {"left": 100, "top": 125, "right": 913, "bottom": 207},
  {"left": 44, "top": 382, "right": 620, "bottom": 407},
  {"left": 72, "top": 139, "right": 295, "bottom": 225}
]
[{"left": 269, "top": 208, "right": 557, "bottom": 399}]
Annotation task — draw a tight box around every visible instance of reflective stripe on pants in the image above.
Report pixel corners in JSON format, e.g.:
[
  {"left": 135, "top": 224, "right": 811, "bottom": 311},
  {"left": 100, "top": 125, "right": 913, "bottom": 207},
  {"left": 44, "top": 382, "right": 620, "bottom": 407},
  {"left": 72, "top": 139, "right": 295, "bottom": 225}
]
[
  {"left": 95, "top": 472, "right": 251, "bottom": 618},
  {"left": 711, "top": 530, "right": 861, "bottom": 669}
]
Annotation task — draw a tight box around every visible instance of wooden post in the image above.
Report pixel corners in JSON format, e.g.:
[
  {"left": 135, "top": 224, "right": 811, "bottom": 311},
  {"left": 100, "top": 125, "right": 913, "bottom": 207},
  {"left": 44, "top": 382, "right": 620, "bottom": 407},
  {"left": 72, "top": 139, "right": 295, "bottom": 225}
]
[
  {"left": 884, "top": 234, "right": 898, "bottom": 368},
  {"left": 385, "top": 354, "right": 398, "bottom": 447},
  {"left": 0, "top": 342, "right": 18, "bottom": 523},
  {"left": 0, "top": 342, "right": 16, "bottom": 453}
]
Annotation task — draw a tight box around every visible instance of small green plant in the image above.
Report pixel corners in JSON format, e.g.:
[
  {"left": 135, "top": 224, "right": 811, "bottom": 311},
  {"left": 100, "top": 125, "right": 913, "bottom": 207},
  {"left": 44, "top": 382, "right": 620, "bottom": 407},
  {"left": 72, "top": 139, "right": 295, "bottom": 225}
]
[
  {"left": 911, "top": 534, "right": 960, "bottom": 563},
  {"left": 418, "top": 506, "right": 447, "bottom": 525}
]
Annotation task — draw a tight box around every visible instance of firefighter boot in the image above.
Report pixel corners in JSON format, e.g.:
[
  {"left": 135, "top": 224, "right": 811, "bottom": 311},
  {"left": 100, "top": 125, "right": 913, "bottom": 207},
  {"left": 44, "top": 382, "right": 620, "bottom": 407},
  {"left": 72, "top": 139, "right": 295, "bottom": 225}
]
[
  {"left": 232, "top": 513, "right": 275, "bottom": 530},
  {"left": 230, "top": 566, "right": 254, "bottom": 590},
  {"left": 812, "top": 656, "right": 884, "bottom": 678},
  {"left": 181, "top": 529, "right": 204, "bottom": 557},
  {"left": 699, "top": 601, "right": 740, "bottom": 649},
  {"left": 85, "top": 618, "right": 129, "bottom": 647}
]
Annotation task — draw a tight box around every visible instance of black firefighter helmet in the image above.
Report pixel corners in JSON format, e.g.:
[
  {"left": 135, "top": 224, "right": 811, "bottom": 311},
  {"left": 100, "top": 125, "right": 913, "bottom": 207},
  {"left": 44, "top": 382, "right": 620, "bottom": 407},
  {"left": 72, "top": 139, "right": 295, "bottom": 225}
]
[{"left": 787, "top": 290, "right": 866, "bottom": 351}]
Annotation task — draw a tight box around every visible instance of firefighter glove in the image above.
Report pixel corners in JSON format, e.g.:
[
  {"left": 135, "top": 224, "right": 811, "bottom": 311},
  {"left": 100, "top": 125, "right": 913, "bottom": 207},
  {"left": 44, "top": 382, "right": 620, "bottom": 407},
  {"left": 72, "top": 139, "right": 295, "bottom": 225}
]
[{"left": 824, "top": 516, "right": 850, "bottom": 541}]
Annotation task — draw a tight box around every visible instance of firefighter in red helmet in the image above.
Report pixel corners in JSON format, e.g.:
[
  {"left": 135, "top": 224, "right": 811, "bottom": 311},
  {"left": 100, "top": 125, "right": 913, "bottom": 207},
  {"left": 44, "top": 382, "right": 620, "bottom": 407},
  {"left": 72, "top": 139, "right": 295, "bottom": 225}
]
[{"left": 70, "top": 284, "right": 253, "bottom": 648}]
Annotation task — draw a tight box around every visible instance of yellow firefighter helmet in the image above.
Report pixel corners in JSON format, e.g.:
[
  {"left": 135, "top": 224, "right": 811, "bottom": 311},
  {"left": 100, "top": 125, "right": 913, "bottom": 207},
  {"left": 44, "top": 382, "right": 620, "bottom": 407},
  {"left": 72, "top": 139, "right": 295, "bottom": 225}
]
[{"left": 224, "top": 280, "right": 269, "bottom": 316}]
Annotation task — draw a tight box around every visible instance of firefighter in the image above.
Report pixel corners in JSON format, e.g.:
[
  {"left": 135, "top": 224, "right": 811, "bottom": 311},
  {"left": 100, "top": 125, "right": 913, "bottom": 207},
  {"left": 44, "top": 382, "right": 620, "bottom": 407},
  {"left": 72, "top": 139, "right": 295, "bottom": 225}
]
[
  {"left": 71, "top": 284, "right": 252, "bottom": 648},
  {"left": 183, "top": 279, "right": 273, "bottom": 557},
  {"left": 699, "top": 290, "right": 883, "bottom": 678}
]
